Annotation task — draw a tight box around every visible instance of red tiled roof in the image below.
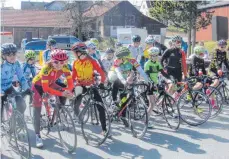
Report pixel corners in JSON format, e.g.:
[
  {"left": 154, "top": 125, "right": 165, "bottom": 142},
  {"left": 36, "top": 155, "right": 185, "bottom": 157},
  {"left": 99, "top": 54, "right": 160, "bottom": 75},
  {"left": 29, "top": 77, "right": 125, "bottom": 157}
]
[
  {"left": 84, "top": 1, "right": 120, "bottom": 17},
  {"left": 1, "top": 10, "right": 72, "bottom": 28}
]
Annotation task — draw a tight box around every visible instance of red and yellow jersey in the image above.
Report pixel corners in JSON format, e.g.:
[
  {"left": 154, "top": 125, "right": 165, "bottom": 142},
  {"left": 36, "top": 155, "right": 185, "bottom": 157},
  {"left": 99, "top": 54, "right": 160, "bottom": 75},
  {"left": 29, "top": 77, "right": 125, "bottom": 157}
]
[
  {"left": 32, "top": 64, "right": 73, "bottom": 96},
  {"left": 72, "top": 57, "right": 106, "bottom": 86}
]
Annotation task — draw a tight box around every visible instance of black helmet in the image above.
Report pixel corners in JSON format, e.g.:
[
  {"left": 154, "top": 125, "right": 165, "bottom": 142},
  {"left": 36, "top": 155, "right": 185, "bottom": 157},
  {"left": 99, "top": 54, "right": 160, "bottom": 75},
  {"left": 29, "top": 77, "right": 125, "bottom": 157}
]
[
  {"left": 105, "top": 48, "right": 115, "bottom": 54},
  {"left": 1, "top": 43, "right": 17, "bottom": 56},
  {"left": 47, "top": 39, "right": 57, "bottom": 46},
  {"left": 132, "top": 35, "right": 141, "bottom": 42},
  {"left": 115, "top": 42, "right": 123, "bottom": 47}
]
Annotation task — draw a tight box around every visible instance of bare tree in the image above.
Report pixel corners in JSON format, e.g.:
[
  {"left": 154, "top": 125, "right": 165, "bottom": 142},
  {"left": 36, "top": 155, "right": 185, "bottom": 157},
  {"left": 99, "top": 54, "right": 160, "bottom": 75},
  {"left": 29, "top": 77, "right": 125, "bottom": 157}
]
[{"left": 65, "top": 1, "right": 117, "bottom": 40}]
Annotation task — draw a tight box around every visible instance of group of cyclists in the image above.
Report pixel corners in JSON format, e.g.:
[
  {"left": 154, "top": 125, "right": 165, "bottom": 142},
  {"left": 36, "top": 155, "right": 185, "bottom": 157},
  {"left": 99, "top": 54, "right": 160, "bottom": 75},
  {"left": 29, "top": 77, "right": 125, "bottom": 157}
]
[{"left": 1, "top": 33, "right": 229, "bottom": 154}]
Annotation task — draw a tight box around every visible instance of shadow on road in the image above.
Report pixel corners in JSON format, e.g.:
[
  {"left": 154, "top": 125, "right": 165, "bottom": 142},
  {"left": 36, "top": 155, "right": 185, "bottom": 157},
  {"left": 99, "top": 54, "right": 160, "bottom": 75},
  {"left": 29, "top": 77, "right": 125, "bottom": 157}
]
[
  {"left": 143, "top": 131, "right": 206, "bottom": 154},
  {"left": 99, "top": 138, "right": 161, "bottom": 159}
]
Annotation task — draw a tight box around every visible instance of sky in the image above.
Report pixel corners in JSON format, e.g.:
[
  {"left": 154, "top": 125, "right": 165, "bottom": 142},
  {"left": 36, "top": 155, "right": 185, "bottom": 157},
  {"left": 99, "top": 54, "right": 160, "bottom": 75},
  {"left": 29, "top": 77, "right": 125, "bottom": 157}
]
[
  {"left": 2, "top": 0, "right": 136, "bottom": 9},
  {"left": 2, "top": 0, "right": 53, "bottom": 9}
]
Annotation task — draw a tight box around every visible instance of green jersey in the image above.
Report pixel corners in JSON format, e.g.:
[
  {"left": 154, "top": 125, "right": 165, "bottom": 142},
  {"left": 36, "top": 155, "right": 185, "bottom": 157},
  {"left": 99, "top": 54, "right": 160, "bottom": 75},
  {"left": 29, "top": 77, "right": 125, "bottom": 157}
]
[{"left": 144, "top": 60, "right": 163, "bottom": 84}]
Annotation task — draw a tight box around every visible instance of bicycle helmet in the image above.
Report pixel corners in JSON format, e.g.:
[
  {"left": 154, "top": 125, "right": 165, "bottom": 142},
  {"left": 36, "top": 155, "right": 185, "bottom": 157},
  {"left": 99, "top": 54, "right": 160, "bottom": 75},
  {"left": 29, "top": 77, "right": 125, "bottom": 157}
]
[
  {"left": 218, "top": 39, "right": 227, "bottom": 46},
  {"left": 47, "top": 39, "right": 57, "bottom": 46},
  {"left": 115, "top": 47, "right": 131, "bottom": 58},
  {"left": 105, "top": 48, "right": 115, "bottom": 54},
  {"left": 115, "top": 42, "right": 123, "bottom": 47},
  {"left": 148, "top": 47, "right": 160, "bottom": 56},
  {"left": 25, "top": 50, "right": 36, "bottom": 60},
  {"left": 145, "top": 37, "right": 155, "bottom": 45},
  {"left": 51, "top": 49, "right": 68, "bottom": 61},
  {"left": 132, "top": 35, "right": 141, "bottom": 42},
  {"left": 71, "top": 42, "right": 87, "bottom": 53},
  {"left": 171, "top": 35, "right": 182, "bottom": 43},
  {"left": 86, "top": 41, "right": 96, "bottom": 49},
  {"left": 194, "top": 46, "right": 205, "bottom": 56},
  {"left": 90, "top": 38, "right": 99, "bottom": 47},
  {"left": 1, "top": 43, "right": 17, "bottom": 56}
]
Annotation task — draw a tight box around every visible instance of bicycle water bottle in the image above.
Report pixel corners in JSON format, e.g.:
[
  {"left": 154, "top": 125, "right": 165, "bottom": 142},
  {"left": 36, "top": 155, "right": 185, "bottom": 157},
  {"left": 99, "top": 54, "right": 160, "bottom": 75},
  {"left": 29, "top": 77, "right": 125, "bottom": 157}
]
[{"left": 119, "top": 96, "right": 128, "bottom": 108}]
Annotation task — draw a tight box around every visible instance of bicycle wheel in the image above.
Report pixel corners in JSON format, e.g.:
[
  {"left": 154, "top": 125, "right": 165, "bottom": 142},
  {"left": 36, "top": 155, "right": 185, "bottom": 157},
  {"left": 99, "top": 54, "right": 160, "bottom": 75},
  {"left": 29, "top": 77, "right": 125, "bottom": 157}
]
[
  {"left": 56, "top": 106, "right": 77, "bottom": 153},
  {"left": 129, "top": 95, "right": 148, "bottom": 139},
  {"left": 205, "top": 86, "right": 223, "bottom": 118},
  {"left": 178, "top": 90, "right": 212, "bottom": 126},
  {"left": 220, "top": 86, "right": 229, "bottom": 105},
  {"left": 40, "top": 105, "right": 51, "bottom": 136},
  {"left": 162, "top": 94, "right": 180, "bottom": 130},
  {"left": 13, "top": 110, "right": 31, "bottom": 159},
  {"left": 81, "top": 102, "right": 111, "bottom": 146},
  {"left": 153, "top": 93, "right": 164, "bottom": 116}
]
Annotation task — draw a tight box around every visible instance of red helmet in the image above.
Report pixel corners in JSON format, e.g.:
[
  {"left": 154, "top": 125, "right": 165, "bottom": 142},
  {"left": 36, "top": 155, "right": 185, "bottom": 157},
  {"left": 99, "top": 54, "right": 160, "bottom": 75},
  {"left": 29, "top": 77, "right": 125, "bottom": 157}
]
[
  {"left": 71, "top": 42, "right": 87, "bottom": 53},
  {"left": 51, "top": 49, "right": 68, "bottom": 61}
]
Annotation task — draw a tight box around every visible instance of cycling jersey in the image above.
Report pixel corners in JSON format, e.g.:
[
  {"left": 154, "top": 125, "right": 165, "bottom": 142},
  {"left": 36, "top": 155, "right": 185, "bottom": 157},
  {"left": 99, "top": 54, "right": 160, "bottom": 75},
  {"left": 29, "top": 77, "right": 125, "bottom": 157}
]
[
  {"left": 210, "top": 49, "right": 229, "bottom": 75},
  {"left": 72, "top": 56, "right": 106, "bottom": 86},
  {"left": 32, "top": 64, "right": 73, "bottom": 96},
  {"left": 128, "top": 44, "right": 144, "bottom": 63},
  {"left": 91, "top": 50, "right": 101, "bottom": 60},
  {"left": 112, "top": 58, "right": 149, "bottom": 84},
  {"left": 42, "top": 49, "right": 51, "bottom": 64},
  {"left": 1, "top": 60, "right": 29, "bottom": 94},
  {"left": 143, "top": 46, "right": 152, "bottom": 59},
  {"left": 161, "top": 48, "right": 187, "bottom": 77},
  {"left": 101, "top": 58, "right": 114, "bottom": 73},
  {"left": 189, "top": 55, "right": 206, "bottom": 77},
  {"left": 144, "top": 60, "right": 163, "bottom": 84},
  {"left": 22, "top": 63, "right": 36, "bottom": 82}
]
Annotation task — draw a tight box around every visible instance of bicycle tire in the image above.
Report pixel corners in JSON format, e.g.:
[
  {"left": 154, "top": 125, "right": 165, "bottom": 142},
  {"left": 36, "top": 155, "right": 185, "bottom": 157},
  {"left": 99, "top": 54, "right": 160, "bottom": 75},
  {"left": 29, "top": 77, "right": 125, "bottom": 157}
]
[
  {"left": 205, "top": 86, "right": 223, "bottom": 118},
  {"left": 162, "top": 94, "right": 180, "bottom": 130},
  {"left": 81, "top": 102, "right": 111, "bottom": 146},
  {"left": 13, "top": 110, "right": 31, "bottom": 159},
  {"left": 56, "top": 106, "right": 77, "bottom": 153},
  {"left": 178, "top": 90, "right": 212, "bottom": 126},
  {"left": 129, "top": 95, "right": 148, "bottom": 139}
]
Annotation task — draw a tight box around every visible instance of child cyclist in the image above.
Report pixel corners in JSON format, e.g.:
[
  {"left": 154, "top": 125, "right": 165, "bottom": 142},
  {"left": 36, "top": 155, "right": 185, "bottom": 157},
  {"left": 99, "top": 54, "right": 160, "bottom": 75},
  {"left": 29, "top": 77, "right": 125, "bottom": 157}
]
[
  {"left": 101, "top": 48, "right": 115, "bottom": 74},
  {"left": 32, "top": 49, "right": 74, "bottom": 148},
  {"left": 143, "top": 36, "right": 155, "bottom": 62},
  {"left": 189, "top": 46, "right": 207, "bottom": 90},
  {"left": 71, "top": 42, "right": 108, "bottom": 136},
  {"left": 128, "top": 35, "right": 144, "bottom": 68},
  {"left": 144, "top": 47, "right": 169, "bottom": 128},
  {"left": 1, "top": 43, "right": 29, "bottom": 117},
  {"left": 42, "top": 39, "right": 57, "bottom": 64},
  {"left": 209, "top": 39, "right": 229, "bottom": 87},
  {"left": 23, "top": 50, "right": 37, "bottom": 87},
  {"left": 110, "top": 47, "right": 151, "bottom": 127}
]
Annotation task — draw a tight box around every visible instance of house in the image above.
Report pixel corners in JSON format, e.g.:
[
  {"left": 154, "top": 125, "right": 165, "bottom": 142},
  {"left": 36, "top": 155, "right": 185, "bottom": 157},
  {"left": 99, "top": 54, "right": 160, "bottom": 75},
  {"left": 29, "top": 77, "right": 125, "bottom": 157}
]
[
  {"left": 84, "top": 1, "right": 166, "bottom": 38},
  {"left": 196, "top": 1, "right": 229, "bottom": 41},
  {"left": 1, "top": 10, "right": 72, "bottom": 47}
]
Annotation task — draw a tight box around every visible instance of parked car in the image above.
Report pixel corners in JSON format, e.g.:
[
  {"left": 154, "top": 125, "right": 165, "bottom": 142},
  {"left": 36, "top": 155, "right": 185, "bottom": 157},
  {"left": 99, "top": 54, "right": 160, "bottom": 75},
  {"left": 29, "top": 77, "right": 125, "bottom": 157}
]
[
  {"left": 48, "top": 35, "right": 81, "bottom": 50},
  {"left": 21, "top": 38, "right": 43, "bottom": 52}
]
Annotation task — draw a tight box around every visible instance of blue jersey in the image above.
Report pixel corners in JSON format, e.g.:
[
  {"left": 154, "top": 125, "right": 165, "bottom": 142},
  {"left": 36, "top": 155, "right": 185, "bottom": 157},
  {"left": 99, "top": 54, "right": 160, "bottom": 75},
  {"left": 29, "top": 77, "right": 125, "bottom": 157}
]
[
  {"left": 22, "top": 63, "right": 36, "bottom": 85},
  {"left": 43, "top": 49, "right": 51, "bottom": 63},
  {"left": 1, "top": 61, "right": 29, "bottom": 94}
]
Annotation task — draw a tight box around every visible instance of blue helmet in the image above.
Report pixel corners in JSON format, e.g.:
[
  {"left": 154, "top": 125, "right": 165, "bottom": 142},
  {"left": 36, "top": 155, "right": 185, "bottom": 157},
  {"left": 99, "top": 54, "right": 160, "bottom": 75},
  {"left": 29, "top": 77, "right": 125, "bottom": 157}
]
[
  {"left": 1, "top": 43, "right": 17, "bottom": 56},
  {"left": 132, "top": 35, "right": 141, "bottom": 42},
  {"left": 218, "top": 39, "right": 227, "bottom": 46},
  {"left": 47, "top": 39, "right": 56, "bottom": 46},
  {"left": 86, "top": 41, "right": 96, "bottom": 49}
]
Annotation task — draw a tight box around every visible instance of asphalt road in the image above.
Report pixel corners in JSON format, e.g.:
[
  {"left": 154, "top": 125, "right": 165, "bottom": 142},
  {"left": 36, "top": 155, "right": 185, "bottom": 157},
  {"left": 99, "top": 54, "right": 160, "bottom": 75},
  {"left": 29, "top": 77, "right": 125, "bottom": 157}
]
[{"left": 1, "top": 97, "right": 229, "bottom": 159}]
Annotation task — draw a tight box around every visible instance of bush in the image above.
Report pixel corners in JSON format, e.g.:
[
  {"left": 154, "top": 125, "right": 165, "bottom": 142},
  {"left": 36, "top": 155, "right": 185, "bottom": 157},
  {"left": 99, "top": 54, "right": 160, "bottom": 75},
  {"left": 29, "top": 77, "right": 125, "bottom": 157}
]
[{"left": 98, "top": 37, "right": 116, "bottom": 51}]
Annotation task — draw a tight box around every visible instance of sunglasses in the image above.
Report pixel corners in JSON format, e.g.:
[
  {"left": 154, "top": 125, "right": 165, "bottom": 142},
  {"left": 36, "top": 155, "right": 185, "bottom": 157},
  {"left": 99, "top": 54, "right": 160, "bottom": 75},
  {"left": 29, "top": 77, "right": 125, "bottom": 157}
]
[
  {"left": 6, "top": 53, "right": 16, "bottom": 57},
  {"left": 53, "top": 61, "right": 65, "bottom": 65},
  {"left": 221, "top": 46, "right": 226, "bottom": 49}
]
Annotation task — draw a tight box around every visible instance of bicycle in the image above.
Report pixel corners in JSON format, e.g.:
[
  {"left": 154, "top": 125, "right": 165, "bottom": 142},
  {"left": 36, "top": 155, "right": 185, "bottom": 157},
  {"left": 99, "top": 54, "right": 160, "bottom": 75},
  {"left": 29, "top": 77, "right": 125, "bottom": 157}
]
[
  {"left": 107, "top": 82, "right": 149, "bottom": 139},
  {"left": 1, "top": 91, "right": 31, "bottom": 159},
  {"left": 175, "top": 77, "right": 212, "bottom": 126},
  {"left": 78, "top": 84, "right": 111, "bottom": 147},
  {"left": 40, "top": 93, "right": 77, "bottom": 153}
]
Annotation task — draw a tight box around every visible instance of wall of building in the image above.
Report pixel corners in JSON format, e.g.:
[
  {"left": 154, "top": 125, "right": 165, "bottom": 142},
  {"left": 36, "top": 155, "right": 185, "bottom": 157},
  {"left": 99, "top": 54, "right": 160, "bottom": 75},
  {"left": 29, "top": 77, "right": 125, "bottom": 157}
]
[{"left": 196, "top": 6, "right": 229, "bottom": 41}]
